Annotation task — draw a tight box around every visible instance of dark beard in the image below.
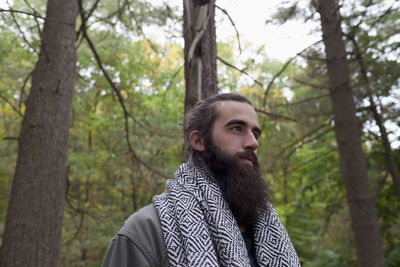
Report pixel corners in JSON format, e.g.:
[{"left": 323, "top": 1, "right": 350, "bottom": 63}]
[{"left": 202, "top": 142, "right": 271, "bottom": 229}]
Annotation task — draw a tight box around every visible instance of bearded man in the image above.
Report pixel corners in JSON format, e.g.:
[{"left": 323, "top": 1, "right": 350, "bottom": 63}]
[{"left": 102, "top": 93, "right": 300, "bottom": 267}]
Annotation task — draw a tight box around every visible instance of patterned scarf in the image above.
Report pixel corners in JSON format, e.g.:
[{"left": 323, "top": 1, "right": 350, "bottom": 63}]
[{"left": 153, "top": 161, "right": 300, "bottom": 266}]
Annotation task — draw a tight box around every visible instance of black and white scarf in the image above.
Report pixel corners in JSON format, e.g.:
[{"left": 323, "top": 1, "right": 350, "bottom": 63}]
[{"left": 153, "top": 161, "right": 300, "bottom": 266}]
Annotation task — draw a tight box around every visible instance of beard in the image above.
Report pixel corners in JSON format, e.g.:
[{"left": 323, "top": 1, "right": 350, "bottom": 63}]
[{"left": 201, "top": 141, "right": 271, "bottom": 229}]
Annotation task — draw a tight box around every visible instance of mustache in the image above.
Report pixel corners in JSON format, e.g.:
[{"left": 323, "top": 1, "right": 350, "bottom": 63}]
[{"left": 236, "top": 150, "right": 257, "bottom": 163}]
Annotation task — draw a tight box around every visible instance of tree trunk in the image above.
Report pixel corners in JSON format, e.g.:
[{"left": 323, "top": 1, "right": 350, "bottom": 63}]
[
  {"left": 0, "top": 0, "right": 79, "bottom": 266},
  {"left": 369, "top": 99, "right": 400, "bottom": 202},
  {"left": 182, "top": 0, "right": 218, "bottom": 158},
  {"left": 315, "top": 0, "right": 386, "bottom": 266},
  {"left": 349, "top": 35, "right": 400, "bottom": 203},
  {"left": 183, "top": 0, "right": 218, "bottom": 122}
]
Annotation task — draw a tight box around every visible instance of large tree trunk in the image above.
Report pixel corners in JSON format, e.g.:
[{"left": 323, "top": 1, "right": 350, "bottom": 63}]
[
  {"left": 0, "top": 0, "right": 79, "bottom": 266},
  {"left": 315, "top": 0, "right": 386, "bottom": 266},
  {"left": 183, "top": 0, "right": 218, "bottom": 122}
]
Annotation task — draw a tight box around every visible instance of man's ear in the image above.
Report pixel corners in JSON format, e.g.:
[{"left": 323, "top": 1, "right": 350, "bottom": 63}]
[{"left": 189, "top": 130, "right": 205, "bottom": 152}]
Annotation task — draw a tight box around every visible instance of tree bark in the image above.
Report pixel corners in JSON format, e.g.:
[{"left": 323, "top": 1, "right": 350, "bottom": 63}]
[
  {"left": 315, "top": 0, "right": 386, "bottom": 266},
  {"left": 0, "top": 0, "right": 79, "bottom": 266},
  {"left": 182, "top": 0, "right": 218, "bottom": 158},
  {"left": 183, "top": 0, "right": 218, "bottom": 122},
  {"left": 349, "top": 34, "right": 400, "bottom": 203}
]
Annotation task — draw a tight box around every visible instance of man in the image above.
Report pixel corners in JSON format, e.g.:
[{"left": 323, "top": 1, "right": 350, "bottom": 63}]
[{"left": 102, "top": 93, "right": 300, "bottom": 267}]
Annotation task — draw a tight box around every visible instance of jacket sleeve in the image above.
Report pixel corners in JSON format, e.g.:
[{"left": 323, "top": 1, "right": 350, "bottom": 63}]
[
  {"left": 101, "top": 204, "right": 169, "bottom": 267},
  {"left": 102, "top": 234, "right": 152, "bottom": 267}
]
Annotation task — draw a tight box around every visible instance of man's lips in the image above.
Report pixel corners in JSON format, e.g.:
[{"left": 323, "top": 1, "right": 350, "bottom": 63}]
[
  {"left": 239, "top": 158, "right": 254, "bottom": 166},
  {"left": 236, "top": 151, "right": 257, "bottom": 166}
]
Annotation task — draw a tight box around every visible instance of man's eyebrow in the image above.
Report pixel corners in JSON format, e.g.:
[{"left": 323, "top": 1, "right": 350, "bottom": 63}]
[
  {"left": 225, "top": 119, "right": 246, "bottom": 127},
  {"left": 225, "top": 119, "right": 262, "bottom": 135}
]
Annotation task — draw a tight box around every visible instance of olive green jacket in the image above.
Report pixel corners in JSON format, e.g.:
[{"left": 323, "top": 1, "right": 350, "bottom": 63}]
[{"left": 102, "top": 204, "right": 170, "bottom": 267}]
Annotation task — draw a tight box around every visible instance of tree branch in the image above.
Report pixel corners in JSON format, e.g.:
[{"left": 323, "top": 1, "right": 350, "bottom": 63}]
[
  {"left": 262, "top": 39, "right": 322, "bottom": 108},
  {"left": 6, "top": 1, "right": 38, "bottom": 55},
  {"left": 3, "top": 136, "right": 18, "bottom": 141},
  {"left": 289, "top": 147, "right": 337, "bottom": 173},
  {"left": 321, "top": 188, "right": 344, "bottom": 237},
  {"left": 218, "top": 56, "right": 299, "bottom": 122},
  {"left": 76, "top": 0, "right": 101, "bottom": 40},
  {"left": 22, "top": 0, "right": 43, "bottom": 41},
  {"left": 217, "top": 56, "right": 265, "bottom": 89},
  {"left": 0, "top": 8, "right": 45, "bottom": 19},
  {"left": 0, "top": 8, "right": 74, "bottom": 26},
  {"left": 254, "top": 108, "right": 297, "bottom": 122},
  {"left": 0, "top": 94, "right": 23, "bottom": 117},
  {"left": 78, "top": 0, "right": 168, "bottom": 180},
  {"left": 286, "top": 126, "right": 334, "bottom": 159},
  {"left": 276, "top": 122, "right": 332, "bottom": 158},
  {"left": 293, "top": 77, "right": 327, "bottom": 90},
  {"left": 164, "top": 64, "right": 183, "bottom": 92},
  {"left": 272, "top": 93, "right": 330, "bottom": 107},
  {"left": 215, "top": 5, "right": 242, "bottom": 53},
  {"left": 18, "top": 70, "right": 33, "bottom": 112}
]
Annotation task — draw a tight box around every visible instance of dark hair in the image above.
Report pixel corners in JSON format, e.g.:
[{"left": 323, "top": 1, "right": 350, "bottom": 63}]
[{"left": 185, "top": 93, "right": 253, "bottom": 159}]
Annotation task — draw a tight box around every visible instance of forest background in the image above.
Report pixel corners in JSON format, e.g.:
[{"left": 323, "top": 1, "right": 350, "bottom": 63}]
[{"left": 0, "top": 0, "right": 399, "bottom": 266}]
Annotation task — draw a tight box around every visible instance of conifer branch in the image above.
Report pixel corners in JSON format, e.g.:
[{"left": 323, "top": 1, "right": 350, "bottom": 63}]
[{"left": 215, "top": 5, "right": 242, "bottom": 53}]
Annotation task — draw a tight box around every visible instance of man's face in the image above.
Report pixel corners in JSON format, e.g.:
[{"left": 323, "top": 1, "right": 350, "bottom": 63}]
[
  {"left": 201, "top": 102, "right": 270, "bottom": 227},
  {"left": 210, "top": 101, "right": 261, "bottom": 166}
]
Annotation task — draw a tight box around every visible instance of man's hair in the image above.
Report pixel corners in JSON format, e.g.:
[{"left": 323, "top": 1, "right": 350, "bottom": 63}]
[{"left": 185, "top": 93, "right": 253, "bottom": 158}]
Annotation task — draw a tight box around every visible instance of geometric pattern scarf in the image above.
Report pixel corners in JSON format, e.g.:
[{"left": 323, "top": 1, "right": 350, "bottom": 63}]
[{"left": 153, "top": 161, "right": 301, "bottom": 267}]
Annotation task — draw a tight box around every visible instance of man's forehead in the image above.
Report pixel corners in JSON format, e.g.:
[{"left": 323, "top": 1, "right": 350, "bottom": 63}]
[
  {"left": 214, "top": 101, "right": 259, "bottom": 126},
  {"left": 216, "top": 100, "right": 257, "bottom": 117}
]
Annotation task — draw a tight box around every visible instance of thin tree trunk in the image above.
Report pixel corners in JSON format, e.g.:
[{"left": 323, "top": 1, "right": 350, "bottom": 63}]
[
  {"left": 349, "top": 34, "right": 400, "bottom": 203},
  {"left": 369, "top": 99, "right": 400, "bottom": 201},
  {"left": 315, "top": 0, "right": 386, "bottom": 266},
  {"left": 183, "top": 0, "right": 217, "bottom": 120},
  {"left": 183, "top": 0, "right": 218, "bottom": 158},
  {"left": 0, "top": 0, "right": 79, "bottom": 266}
]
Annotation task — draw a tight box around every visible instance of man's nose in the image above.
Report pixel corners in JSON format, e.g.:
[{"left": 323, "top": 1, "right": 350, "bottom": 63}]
[{"left": 245, "top": 132, "right": 259, "bottom": 152}]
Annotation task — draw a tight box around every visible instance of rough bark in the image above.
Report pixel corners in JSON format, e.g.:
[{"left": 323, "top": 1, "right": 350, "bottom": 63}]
[
  {"left": 0, "top": 0, "right": 79, "bottom": 266},
  {"left": 315, "top": 0, "right": 386, "bottom": 266},
  {"left": 183, "top": 0, "right": 218, "bottom": 122},
  {"left": 182, "top": 0, "right": 218, "bottom": 158},
  {"left": 349, "top": 35, "right": 400, "bottom": 203}
]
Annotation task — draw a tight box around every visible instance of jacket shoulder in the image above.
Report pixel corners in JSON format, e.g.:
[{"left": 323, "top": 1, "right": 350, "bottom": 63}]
[
  {"left": 109, "top": 204, "right": 169, "bottom": 267},
  {"left": 119, "top": 203, "right": 162, "bottom": 237}
]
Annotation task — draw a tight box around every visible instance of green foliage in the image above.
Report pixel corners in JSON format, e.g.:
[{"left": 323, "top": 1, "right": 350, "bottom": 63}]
[
  {"left": 61, "top": 32, "right": 185, "bottom": 265},
  {"left": 264, "top": 0, "right": 400, "bottom": 265}
]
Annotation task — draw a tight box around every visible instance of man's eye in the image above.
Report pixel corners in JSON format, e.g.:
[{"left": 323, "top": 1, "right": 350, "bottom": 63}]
[
  {"left": 253, "top": 132, "right": 260, "bottom": 140},
  {"left": 231, "top": 126, "right": 242, "bottom": 132}
]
